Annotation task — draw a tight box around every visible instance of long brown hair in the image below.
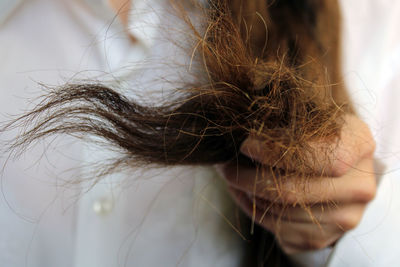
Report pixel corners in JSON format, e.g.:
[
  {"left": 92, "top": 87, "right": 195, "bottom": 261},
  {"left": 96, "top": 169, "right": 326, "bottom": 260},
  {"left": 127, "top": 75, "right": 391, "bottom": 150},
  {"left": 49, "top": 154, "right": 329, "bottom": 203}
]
[{"left": 3, "top": 0, "right": 351, "bottom": 265}]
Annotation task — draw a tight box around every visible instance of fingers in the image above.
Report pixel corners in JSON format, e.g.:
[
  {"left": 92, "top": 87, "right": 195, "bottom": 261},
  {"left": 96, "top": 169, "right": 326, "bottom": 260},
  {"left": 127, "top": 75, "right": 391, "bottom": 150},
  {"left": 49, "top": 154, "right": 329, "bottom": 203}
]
[
  {"left": 221, "top": 157, "right": 376, "bottom": 205},
  {"left": 229, "top": 187, "right": 367, "bottom": 254},
  {"left": 240, "top": 114, "right": 376, "bottom": 177},
  {"left": 220, "top": 114, "right": 377, "bottom": 253},
  {"left": 266, "top": 219, "right": 343, "bottom": 254},
  {"left": 266, "top": 202, "right": 367, "bottom": 231},
  {"left": 229, "top": 187, "right": 368, "bottom": 229}
]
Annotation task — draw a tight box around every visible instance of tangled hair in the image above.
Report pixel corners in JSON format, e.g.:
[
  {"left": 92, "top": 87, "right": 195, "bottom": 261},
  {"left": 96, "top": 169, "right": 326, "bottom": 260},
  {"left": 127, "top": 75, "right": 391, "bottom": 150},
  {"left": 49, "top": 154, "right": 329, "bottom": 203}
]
[
  {"left": 3, "top": 0, "right": 352, "bottom": 265},
  {"left": 5, "top": 0, "right": 349, "bottom": 168}
]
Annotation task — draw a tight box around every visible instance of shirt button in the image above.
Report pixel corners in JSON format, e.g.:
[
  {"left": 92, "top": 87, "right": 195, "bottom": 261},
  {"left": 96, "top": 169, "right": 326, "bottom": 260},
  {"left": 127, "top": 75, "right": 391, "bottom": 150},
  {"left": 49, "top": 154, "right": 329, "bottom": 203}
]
[{"left": 93, "top": 197, "right": 114, "bottom": 216}]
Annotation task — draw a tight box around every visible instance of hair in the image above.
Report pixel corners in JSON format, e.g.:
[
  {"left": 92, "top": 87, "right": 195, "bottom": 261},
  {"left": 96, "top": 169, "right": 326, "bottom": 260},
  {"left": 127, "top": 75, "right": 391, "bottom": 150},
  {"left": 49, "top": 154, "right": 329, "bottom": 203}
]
[{"left": 2, "top": 0, "right": 352, "bottom": 266}]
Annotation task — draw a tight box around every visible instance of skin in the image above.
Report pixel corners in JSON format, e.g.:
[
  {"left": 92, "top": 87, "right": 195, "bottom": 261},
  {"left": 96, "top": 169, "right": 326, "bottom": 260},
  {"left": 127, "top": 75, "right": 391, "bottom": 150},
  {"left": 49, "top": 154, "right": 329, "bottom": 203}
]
[
  {"left": 109, "top": 0, "right": 376, "bottom": 255},
  {"left": 219, "top": 114, "right": 377, "bottom": 254}
]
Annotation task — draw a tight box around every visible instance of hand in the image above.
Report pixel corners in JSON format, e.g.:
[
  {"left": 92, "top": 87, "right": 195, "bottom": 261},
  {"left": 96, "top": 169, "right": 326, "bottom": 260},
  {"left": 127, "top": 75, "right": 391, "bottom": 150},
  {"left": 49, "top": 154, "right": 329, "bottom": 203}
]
[{"left": 218, "top": 114, "right": 377, "bottom": 254}]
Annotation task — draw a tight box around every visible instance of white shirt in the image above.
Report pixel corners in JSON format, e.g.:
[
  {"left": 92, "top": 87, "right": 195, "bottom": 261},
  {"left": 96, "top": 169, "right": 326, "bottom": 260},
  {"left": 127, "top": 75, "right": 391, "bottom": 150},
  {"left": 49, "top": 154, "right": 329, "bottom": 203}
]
[
  {"left": 328, "top": 1, "right": 400, "bottom": 266},
  {"left": 292, "top": 1, "right": 400, "bottom": 266},
  {"left": 0, "top": 0, "right": 243, "bottom": 266},
  {"left": 2, "top": 1, "right": 400, "bottom": 267}
]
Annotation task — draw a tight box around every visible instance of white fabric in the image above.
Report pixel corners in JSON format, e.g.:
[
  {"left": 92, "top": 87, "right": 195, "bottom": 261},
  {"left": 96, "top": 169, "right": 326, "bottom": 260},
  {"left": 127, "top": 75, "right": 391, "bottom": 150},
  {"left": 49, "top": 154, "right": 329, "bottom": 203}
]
[
  {"left": 2, "top": 0, "right": 400, "bottom": 267},
  {"left": 0, "top": 0, "right": 243, "bottom": 266},
  {"left": 291, "top": 1, "right": 400, "bottom": 266},
  {"left": 328, "top": 1, "right": 400, "bottom": 266}
]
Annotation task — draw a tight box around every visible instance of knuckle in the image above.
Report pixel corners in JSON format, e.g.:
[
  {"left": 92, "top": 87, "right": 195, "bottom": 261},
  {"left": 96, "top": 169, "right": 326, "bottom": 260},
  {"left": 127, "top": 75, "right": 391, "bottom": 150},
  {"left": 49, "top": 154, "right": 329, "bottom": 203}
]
[
  {"left": 365, "top": 136, "right": 376, "bottom": 154},
  {"left": 333, "top": 203, "right": 371, "bottom": 231},
  {"left": 332, "top": 158, "right": 352, "bottom": 177},
  {"left": 280, "top": 240, "right": 327, "bottom": 254},
  {"left": 352, "top": 177, "right": 377, "bottom": 202},
  {"left": 359, "top": 131, "right": 376, "bottom": 158},
  {"left": 339, "top": 215, "right": 360, "bottom": 231},
  {"left": 332, "top": 149, "right": 359, "bottom": 177},
  {"left": 280, "top": 245, "right": 300, "bottom": 255},
  {"left": 304, "top": 239, "right": 329, "bottom": 251},
  {"left": 353, "top": 120, "right": 376, "bottom": 159},
  {"left": 332, "top": 118, "right": 376, "bottom": 177}
]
